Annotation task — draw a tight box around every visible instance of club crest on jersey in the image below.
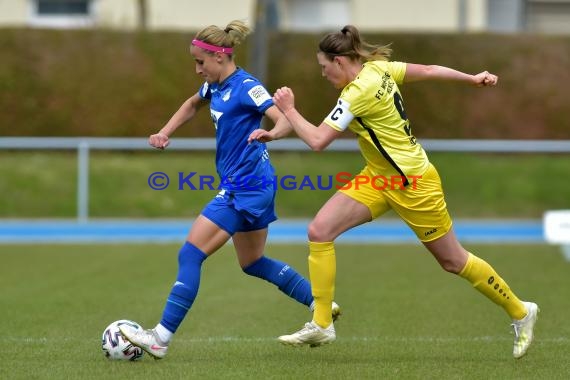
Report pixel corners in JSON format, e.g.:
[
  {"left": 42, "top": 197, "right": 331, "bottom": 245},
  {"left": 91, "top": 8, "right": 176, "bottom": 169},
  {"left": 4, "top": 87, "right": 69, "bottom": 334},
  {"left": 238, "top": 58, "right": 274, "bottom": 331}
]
[
  {"left": 222, "top": 89, "right": 232, "bottom": 102},
  {"left": 248, "top": 85, "right": 271, "bottom": 106},
  {"left": 210, "top": 109, "right": 223, "bottom": 129}
]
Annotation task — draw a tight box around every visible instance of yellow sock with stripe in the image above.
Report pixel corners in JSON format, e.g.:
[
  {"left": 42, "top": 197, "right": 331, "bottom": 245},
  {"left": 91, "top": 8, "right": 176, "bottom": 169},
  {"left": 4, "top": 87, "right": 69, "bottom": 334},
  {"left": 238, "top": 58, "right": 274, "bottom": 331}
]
[
  {"left": 309, "top": 241, "right": 336, "bottom": 328},
  {"left": 458, "top": 252, "right": 526, "bottom": 320}
]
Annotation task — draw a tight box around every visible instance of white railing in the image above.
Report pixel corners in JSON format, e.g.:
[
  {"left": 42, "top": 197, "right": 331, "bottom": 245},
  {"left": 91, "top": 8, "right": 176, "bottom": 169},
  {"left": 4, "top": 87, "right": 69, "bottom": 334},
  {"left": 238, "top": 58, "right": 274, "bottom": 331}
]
[{"left": 2, "top": 137, "right": 570, "bottom": 221}]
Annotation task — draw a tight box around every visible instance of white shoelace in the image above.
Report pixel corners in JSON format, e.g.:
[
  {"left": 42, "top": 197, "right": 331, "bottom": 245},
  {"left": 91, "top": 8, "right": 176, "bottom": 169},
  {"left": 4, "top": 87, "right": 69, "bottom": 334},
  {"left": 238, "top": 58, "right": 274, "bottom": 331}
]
[
  {"left": 511, "top": 322, "right": 520, "bottom": 338},
  {"left": 294, "top": 322, "right": 317, "bottom": 335}
]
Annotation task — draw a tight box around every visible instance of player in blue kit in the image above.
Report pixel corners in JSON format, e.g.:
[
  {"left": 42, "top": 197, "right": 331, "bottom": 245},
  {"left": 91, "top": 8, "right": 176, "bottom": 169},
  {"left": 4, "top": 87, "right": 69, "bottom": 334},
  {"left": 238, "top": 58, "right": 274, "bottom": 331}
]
[{"left": 119, "top": 20, "right": 339, "bottom": 359}]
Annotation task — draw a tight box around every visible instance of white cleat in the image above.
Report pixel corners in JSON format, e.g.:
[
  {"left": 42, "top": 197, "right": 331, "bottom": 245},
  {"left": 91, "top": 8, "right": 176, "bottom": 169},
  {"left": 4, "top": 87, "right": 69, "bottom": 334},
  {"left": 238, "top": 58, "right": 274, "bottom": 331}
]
[
  {"left": 309, "top": 301, "right": 342, "bottom": 322},
  {"left": 278, "top": 321, "right": 336, "bottom": 347},
  {"left": 119, "top": 325, "right": 168, "bottom": 359},
  {"left": 512, "top": 301, "right": 539, "bottom": 359}
]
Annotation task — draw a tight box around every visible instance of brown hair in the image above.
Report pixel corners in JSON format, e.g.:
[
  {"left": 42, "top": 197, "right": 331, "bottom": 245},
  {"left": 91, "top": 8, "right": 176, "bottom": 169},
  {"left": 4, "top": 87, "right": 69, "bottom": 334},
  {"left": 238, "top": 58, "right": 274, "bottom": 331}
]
[
  {"left": 194, "top": 20, "right": 251, "bottom": 56},
  {"left": 318, "top": 25, "right": 392, "bottom": 62}
]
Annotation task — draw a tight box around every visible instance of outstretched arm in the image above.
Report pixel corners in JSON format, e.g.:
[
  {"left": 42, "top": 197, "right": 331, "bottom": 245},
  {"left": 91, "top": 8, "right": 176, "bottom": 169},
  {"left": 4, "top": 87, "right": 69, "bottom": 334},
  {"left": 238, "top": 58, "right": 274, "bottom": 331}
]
[
  {"left": 271, "top": 87, "right": 342, "bottom": 151},
  {"left": 149, "top": 93, "right": 205, "bottom": 150},
  {"left": 404, "top": 64, "right": 498, "bottom": 87}
]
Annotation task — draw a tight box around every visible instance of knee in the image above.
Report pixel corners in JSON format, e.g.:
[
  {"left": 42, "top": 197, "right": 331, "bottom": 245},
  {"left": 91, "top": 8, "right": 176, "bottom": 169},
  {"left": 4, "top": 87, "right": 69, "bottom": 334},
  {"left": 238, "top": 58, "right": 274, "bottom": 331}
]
[
  {"left": 241, "top": 256, "right": 264, "bottom": 275},
  {"left": 178, "top": 242, "right": 208, "bottom": 267},
  {"left": 436, "top": 253, "right": 468, "bottom": 274},
  {"left": 308, "top": 220, "right": 331, "bottom": 242},
  {"left": 439, "top": 259, "right": 463, "bottom": 274},
  {"left": 425, "top": 239, "right": 469, "bottom": 274}
]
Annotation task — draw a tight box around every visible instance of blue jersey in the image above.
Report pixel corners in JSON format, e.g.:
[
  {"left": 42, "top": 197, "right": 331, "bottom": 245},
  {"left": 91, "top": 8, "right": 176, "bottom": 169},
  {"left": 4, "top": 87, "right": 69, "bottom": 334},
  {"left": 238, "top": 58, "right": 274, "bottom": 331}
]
[{"left": 199, "top": 68, "right": 274, "bottom": 186}]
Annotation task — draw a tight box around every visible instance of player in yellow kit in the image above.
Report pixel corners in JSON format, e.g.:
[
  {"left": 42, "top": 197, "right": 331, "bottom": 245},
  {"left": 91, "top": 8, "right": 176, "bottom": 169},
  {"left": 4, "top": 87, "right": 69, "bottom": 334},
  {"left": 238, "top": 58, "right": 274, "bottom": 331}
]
[{"left": 249, "top": 25, "right": 538, "bottom": 358}]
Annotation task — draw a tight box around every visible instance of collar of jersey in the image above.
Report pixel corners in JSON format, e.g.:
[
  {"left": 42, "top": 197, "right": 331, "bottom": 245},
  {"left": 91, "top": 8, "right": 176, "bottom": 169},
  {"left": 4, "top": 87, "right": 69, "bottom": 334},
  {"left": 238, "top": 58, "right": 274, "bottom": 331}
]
[{"left": 217, "top": 67, "right": 242, "bottom": 89}]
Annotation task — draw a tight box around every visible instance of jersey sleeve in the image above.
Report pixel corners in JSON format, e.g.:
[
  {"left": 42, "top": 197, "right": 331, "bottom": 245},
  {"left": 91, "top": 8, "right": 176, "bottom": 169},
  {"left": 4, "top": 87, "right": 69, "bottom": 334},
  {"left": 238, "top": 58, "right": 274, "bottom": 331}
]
[
  {"left": 240, "top": 78, "right": 273, "bottom": 114},
  {"left": 198, "top": 82, "right": 211, "bottom": 100},
  {"left": 323, "top": 98, "right": 355, "bottom": 132},
  {"left": 387, "top": 61, "right": 407, "bottom": 84}
]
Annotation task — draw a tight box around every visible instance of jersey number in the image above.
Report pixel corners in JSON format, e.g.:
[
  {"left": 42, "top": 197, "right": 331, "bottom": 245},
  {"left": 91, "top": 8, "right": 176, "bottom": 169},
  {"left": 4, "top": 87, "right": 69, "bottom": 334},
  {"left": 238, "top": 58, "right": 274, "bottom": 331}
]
[{"left": 393, "top": 91, "right": 416, "bottom": 146}]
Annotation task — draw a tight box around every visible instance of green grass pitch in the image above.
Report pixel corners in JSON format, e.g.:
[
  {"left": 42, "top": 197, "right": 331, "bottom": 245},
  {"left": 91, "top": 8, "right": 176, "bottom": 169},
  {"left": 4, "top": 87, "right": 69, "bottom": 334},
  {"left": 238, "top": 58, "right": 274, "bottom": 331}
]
[{"left": 1, "top": 243, "right": 569, "bottom": 379}]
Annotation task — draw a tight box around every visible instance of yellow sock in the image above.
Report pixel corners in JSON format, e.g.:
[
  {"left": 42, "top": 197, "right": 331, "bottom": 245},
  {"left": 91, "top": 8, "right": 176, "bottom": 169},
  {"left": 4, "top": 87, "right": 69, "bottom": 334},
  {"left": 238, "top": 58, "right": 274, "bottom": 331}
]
[
  {"left": 309, "top": 241, "right": 336, "bottom": 328},
  {"left": 459, "top": 252, "right": 526, "bottom": 320}
]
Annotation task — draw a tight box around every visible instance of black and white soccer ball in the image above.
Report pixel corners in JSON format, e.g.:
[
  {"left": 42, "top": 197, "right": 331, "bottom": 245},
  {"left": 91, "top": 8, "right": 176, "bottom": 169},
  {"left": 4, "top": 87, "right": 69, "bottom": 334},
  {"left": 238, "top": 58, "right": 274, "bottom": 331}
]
[{"left": 101, "top": 320, "right": 144, "bottom": 361}]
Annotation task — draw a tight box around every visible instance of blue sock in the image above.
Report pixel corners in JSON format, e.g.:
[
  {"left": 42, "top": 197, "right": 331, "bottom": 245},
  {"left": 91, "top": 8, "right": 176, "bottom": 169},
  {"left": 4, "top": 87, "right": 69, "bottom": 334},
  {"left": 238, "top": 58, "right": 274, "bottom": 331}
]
[
  {"left": 159, "top": 242, "right": 208, "bottom": 333},
  {"left": 243, "top": 256, "right": 313, "bottom": 307}
]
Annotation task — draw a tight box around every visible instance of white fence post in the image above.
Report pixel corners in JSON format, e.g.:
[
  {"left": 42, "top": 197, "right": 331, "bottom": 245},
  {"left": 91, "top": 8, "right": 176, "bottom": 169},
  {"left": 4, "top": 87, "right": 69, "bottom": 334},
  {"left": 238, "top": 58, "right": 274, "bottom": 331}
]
[{"left": 77, "top": 141, "right": 89, "bottom": 223}]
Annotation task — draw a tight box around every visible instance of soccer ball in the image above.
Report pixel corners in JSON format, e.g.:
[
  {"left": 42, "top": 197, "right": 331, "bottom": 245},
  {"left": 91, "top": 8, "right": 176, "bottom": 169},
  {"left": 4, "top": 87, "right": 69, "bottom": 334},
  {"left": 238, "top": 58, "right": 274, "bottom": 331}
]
[{"left": 101, "top": 320, "right": 144, "bottom": 361}]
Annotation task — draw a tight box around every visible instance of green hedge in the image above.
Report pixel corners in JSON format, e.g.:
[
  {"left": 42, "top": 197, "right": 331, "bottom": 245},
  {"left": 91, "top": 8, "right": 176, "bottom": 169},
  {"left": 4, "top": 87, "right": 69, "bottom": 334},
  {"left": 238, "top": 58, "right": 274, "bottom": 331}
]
[{"left": 1, "top": 28, "right": 568, "bottom": 139}]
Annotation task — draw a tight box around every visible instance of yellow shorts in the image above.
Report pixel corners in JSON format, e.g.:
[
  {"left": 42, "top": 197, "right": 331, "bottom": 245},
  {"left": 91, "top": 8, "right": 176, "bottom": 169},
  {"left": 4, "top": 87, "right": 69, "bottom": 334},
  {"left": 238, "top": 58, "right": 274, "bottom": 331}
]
[{"left": 338, "top": 163, "right": 452, "bottom": 242}]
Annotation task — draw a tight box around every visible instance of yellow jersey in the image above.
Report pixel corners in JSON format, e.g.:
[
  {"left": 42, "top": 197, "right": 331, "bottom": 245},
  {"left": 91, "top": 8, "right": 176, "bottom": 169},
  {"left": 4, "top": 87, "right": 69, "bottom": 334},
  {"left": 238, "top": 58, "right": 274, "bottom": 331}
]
[{"left": 323, "top": 61, "right": 429, "bottom": 184}]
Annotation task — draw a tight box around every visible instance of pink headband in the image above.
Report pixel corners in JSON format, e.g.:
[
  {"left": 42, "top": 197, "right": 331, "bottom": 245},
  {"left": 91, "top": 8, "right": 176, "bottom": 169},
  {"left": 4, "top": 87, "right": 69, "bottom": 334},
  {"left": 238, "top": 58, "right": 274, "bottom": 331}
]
[{"left": 191, "top": 39, "right": 233, "bottom": 54}]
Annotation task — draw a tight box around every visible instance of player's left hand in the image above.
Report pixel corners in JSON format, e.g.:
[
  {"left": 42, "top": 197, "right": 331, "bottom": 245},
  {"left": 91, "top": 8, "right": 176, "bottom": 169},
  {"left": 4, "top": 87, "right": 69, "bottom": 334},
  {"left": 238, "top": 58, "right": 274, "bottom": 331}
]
[
  {"left": 473, "top": 71, "right": 498, "bottom": 87},
  {"left": 248, "top": 129, "right": 274, "bottom": 143}
]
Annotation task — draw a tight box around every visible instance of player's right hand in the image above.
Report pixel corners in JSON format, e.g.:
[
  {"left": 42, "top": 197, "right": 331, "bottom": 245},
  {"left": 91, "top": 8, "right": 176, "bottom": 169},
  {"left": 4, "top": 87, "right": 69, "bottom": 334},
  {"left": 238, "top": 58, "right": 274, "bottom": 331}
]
[
  {"left": 149, "top": 133, "right": 170, "bottom": 150},
  {"left": 273, "top": 87, "right": 295, "bottom": 113}
]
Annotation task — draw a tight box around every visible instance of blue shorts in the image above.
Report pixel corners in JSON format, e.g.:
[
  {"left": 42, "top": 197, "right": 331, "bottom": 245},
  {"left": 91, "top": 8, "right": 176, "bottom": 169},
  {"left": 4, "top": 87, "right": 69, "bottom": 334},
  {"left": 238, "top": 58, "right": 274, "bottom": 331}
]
[{"left": 201, "top": 186, "right": 277, "bottom": 235}]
